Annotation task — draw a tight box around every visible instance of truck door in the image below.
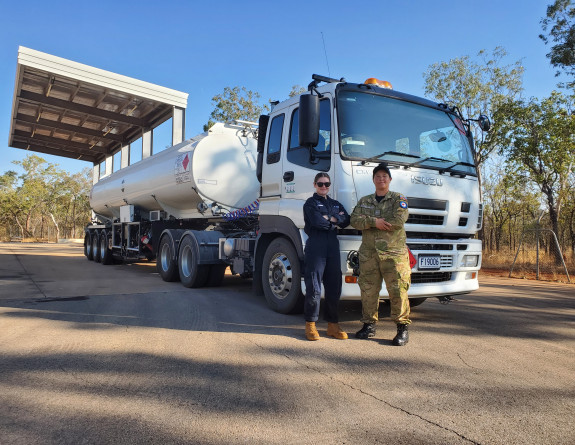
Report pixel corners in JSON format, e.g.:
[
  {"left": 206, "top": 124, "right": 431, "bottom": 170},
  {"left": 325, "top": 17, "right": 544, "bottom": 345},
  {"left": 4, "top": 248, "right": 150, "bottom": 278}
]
[
  {"left": 278, "top": 97, "right": 333, "bottom": 227},
  {"left": 283, "top": 97, "right": 333, "bottom": 199}
]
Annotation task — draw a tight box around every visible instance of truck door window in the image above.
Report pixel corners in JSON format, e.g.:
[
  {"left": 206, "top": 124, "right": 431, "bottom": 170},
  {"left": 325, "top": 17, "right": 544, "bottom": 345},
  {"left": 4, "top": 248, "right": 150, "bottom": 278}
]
[
  {"left": 267, "top": 114, "right": 285, "bottom": 164},
  {"left": 287, "top": 99, "right": 331, "bottom": 171}
]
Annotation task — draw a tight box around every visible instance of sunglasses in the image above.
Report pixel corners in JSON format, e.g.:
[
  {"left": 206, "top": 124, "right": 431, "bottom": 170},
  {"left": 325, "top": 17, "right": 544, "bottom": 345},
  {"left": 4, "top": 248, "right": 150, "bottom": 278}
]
[{"left": 316, "top": 182, "right": 331, "bottom": 187}]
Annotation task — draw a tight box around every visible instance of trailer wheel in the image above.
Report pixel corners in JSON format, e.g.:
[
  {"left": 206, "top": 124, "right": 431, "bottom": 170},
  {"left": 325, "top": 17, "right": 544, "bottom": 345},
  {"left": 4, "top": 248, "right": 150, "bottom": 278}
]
[
  {"left": 262, "top": 238, "right": 304, "bottom": 314},
  {"left": 84, "top": 232, "right": 93, "bottom": 260},
  {"left": 100, "top": 231, "right": 113, "bottom": 265},
  {"left": 409, "top": 297, "right": 427, "bottom": 308},
  {"left": 178, "top": 235, "right": 208, "bottom": 288},
  {"left": 92, "top": 231, "right": 101, "bottom": 263},
  {"left": 205, "top": 264, "right": 227, "bottom": 287},
  {"left": 157, "top": 235, "right": 180, "bottom": 282}
]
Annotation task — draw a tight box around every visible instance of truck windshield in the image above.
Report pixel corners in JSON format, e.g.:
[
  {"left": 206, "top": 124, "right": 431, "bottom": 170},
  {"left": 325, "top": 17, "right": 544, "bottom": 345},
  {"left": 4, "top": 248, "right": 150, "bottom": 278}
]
[{"left": 337, "top": 90, "right": 476, "bottom": 176}]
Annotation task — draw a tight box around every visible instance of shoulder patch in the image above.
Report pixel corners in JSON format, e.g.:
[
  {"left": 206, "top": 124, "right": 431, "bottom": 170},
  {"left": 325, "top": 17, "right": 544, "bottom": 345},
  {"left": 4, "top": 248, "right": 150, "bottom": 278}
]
[{"left": 399, "top": 200, "right": 408, "bottom": 209}]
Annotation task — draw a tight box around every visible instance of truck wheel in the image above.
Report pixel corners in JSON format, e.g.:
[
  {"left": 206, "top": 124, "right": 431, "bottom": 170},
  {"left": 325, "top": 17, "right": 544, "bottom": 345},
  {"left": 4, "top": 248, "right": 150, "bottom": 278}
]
[
  {"left": 205, "top": 264, "right": 227, "bottom": 287},
  {"left": 262, "top": 238, "right": 304, "bottom": 314},
  {"left": 92, "top": 231, "right": 101, "bottom": 263},
  {"left": 409, "top": 297, "right": 427, "bottom": 307},
  {"left": 84, "top": 233, "right": 93, "bottom": 260},
  {"left": 157, "top": 235, "right": 180, "bottom": 282},
  {"left": 100, "top": 232, "right": 113, "bottom": 265},
  {"left": 178, "top": 235, "right": 208, "bottom": 288}
]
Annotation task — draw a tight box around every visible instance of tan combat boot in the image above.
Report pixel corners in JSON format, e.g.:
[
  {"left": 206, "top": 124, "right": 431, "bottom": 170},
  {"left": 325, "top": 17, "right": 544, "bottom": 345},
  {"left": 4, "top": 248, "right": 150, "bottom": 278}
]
[
  {"left": 326, "top": 322, "right": 348, "bottom": 340},
  {"left": 305, "top": 322, "right": 320, "bottom": 341}
]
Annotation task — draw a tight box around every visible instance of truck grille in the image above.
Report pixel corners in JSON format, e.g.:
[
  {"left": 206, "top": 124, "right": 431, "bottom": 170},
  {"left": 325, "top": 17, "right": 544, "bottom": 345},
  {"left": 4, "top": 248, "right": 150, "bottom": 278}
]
[
  {"left": 407, "top": 215, "right": 444, "bottom": 225},
  {"left": 407, "top": 197, "right": 447, "bottom": 210},
  {"left": 407, "top": 243, "right": 453, "bottom": 251},
  {"left": 440, "top": 255, "right": 453, "bottom": 267},
  {"left": 411, "top": 272, "right": 452, "bottom": 283}
]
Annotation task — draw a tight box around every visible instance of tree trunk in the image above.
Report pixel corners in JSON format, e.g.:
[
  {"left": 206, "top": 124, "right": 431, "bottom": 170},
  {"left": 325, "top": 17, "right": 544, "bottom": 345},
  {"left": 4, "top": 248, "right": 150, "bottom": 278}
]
[
  {"left": 72, "top": 197, "right": 76, "bottom": 238},
  {"left": 544, "top": 190, "right": 563, "bottom": 265},
  {"left": 49, "top": 212, "right": 60, "bottom": 243}
]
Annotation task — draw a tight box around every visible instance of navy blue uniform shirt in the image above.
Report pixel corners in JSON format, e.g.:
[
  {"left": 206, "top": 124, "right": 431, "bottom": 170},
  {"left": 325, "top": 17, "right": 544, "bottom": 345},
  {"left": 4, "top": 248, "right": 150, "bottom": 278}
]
[{"left": 303, "top": 193, "right": 350, "bottom": 236}]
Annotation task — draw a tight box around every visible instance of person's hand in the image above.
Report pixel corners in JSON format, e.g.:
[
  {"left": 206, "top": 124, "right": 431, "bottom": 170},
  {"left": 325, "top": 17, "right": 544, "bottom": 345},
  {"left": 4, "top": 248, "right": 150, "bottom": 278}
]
[
  {"left": 323, "top": 215, "right": 329, "bottom": 220},
  {"left": 375, "top": 218, "right": 392, "bottom": 230},
  {"left": 330, "top": 216, "right": 338, "bottom": 223}
]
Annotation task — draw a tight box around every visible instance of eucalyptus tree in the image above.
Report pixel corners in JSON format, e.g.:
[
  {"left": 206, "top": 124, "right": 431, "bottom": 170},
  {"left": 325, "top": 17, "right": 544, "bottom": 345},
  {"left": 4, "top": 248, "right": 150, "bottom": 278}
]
[
  {"left": 540, "top": 0, "right": 575, "bottom": 88},
  {"left": 204, "top": 86, "right": 268, "bottom": 131},
  {"left": 423, "top": 47, "right": 524, "bottom": 190},
  {"left": 493, "top": 91, "right": 575, "bottom": 261}
]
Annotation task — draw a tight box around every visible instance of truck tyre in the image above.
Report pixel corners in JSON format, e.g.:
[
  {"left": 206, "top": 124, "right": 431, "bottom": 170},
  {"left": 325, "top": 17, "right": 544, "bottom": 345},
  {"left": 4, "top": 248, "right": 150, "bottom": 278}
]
[
  {"left": 205, "top": 264, "right": 227, "bottom": 287},
  {"left": 262, "top": 238, "right": 304, "bottom": 314},
  {"left": 178, "top": 235, "right": 208, "bottom": 288},
  {"left": 92, "top": 231, "right": 101, "bottom": 263},
  {"left": 157, "top": 235, "right": 180, "bottom": 282},
  {"left": 84, "top": 232, "right": 93, "bottom": 260},
  {"left": 100, "top": 231, "right": 113, "bottom": 265},
  {"left": 409, "top": 297, "right": 427, "bottom": 307}
]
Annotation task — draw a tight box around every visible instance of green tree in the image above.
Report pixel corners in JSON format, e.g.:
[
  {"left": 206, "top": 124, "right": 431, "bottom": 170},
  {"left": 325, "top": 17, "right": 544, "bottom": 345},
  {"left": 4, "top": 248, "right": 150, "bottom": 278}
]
[
  {"left": 494, "top": 91, "right": 575, "bottom": 262},
  {"left": 560, "top": 182, "right": 575, "bottom": 255},
  {"left": 540, "top": 0, "right": 575, "bottom": 87},
  {"left": 423, "top": 47, "right": 525, "bottom": 189},
  {"left": 0, "top": 155, "right": 92, "bottom": 242},
  {"left": 482, "top": 159, "right": 538, "bottom": 252},
  {"left": 288, "top": 85, "right": 306, "bottom": 98},
  {"left": 204, "top": 86, "right": 269, "bottom": 131}
]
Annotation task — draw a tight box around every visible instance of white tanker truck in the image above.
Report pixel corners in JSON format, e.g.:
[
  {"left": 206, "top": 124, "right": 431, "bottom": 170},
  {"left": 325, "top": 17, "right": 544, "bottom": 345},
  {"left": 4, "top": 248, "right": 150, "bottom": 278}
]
[{"left": 85, "top": 74, "right": 490, "bottom": 313}]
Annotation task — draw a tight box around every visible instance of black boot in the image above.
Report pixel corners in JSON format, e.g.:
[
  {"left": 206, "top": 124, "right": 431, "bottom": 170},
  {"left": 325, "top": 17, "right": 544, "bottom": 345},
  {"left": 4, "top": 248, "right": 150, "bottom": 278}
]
[
  {"left": 355, "top": 323, "right": 376, "bottom": 339},
  {"left": 392, "top": 323, "right": 409, "bottom": 346}
]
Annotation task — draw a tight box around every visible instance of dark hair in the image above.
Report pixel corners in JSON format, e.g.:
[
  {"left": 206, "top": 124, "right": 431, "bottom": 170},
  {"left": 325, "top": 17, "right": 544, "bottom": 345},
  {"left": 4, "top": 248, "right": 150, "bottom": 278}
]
[
  {"left": 314, "top": 172, "right": 330, "bottom": 183},
  {"left": 372, "top": 163, "right": 391, "bottom": 179}
]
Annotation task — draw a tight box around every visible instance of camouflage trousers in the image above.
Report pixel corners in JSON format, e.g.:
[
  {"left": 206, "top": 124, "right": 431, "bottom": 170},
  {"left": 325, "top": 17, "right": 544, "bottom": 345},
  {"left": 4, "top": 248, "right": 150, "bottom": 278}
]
[{"left": 358, "top": 250, "right": 411, "bottom": 324}]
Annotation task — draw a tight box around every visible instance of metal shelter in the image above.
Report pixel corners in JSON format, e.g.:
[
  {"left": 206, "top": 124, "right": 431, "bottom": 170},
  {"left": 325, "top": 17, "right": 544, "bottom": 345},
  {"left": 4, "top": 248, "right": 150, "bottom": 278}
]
[{"left": 8, "top": 46, "right": 188, "bottom": 181}]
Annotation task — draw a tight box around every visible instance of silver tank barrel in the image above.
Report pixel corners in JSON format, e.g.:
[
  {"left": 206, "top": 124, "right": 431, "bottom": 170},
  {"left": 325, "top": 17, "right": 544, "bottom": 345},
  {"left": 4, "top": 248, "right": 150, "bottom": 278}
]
[{"left": 90, "top": 122, "right": 259, "bottom": 219}]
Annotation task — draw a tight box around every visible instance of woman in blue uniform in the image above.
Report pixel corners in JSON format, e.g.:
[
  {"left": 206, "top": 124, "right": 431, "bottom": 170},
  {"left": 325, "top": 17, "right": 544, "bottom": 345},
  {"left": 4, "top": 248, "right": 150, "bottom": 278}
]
[{"left": 303, "top": 172, "right": 350, "bottom": 341}]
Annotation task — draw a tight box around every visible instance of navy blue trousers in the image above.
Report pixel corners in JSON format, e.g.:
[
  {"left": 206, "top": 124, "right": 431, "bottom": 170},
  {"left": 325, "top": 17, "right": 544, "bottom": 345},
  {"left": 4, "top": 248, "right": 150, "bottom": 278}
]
[{"left": 304, "top": 233, "right": 342, "bottom": 323}]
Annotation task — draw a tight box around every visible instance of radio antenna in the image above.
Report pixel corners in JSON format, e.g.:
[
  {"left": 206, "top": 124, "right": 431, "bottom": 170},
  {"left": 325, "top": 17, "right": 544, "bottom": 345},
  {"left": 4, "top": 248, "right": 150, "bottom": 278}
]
[{"left": 321, "top": 32, "right": 331, "bottom": 77}]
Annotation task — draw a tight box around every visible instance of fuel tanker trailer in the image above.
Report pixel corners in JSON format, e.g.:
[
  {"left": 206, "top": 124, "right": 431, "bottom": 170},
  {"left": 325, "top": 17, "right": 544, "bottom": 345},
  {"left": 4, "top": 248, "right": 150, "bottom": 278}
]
[
  {"left": 85, "top": 121, "right": 261, "bottom": 287},
  {"left": 85, "top": 74, "right": 490, "bottom": 314}
]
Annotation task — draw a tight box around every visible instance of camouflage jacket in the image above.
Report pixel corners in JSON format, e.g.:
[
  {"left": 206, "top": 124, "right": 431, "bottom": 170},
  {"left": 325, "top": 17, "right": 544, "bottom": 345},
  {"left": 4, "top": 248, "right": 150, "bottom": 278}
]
[{"left": 350, "top": 191, "right": 408, "bottom": 255}]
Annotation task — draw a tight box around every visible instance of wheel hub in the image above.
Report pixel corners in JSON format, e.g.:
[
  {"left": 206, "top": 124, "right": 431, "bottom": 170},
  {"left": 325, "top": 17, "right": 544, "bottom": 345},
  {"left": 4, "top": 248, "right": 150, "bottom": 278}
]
[{"left": 268, "top": 254, "right": 292, "bottom": 300}]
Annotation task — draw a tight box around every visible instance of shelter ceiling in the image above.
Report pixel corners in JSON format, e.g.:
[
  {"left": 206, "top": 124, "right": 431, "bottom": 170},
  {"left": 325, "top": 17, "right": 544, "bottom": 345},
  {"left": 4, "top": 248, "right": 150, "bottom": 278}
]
[{"left": 9, "top": 47, "right": 188, "bottom": 165}]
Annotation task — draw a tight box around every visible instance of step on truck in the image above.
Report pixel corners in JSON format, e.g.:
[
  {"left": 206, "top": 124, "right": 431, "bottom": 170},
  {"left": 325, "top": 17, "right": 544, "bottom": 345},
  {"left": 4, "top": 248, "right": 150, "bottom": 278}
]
[{"left": 85, "top": 74, "right": 490, "bottom": 313}]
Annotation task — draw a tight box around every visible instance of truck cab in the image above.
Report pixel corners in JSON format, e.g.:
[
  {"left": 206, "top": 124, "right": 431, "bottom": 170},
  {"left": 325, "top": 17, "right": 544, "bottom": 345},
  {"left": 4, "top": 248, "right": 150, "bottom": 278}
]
[{"left": 256, "top": 75, "right": 487, "bottom": 313}]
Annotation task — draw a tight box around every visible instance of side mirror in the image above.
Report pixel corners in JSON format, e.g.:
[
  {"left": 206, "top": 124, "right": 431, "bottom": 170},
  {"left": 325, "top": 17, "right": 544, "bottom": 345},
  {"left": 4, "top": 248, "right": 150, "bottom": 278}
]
[
  {"left": 478, "top": 114, "right": 491, "bottom": 132},
  {"left": 256, "top": 114, "right": 269, "bottom": 183},
  {"left": 299, "top": 94, "right": 320, "bottom": 148}
]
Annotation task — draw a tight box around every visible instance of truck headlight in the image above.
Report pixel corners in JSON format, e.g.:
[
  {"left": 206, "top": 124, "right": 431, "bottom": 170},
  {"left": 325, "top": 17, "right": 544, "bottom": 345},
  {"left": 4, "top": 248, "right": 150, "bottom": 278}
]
[{"left": 460, "top": 255, "right": 479, "bottom": 267}]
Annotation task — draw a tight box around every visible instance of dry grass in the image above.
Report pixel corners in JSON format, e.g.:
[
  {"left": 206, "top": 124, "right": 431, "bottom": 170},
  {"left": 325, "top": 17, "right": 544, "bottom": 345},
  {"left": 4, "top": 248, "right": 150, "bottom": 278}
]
[{"left": 482, "top": 248, "right": 574, "bottom": 283}]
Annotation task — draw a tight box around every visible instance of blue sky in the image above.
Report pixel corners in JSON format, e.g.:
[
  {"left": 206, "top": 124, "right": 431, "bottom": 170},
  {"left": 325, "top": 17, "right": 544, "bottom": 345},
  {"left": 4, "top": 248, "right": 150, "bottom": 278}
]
[{"left": 0, "top": 0, "right": 565, "bottom": 175}]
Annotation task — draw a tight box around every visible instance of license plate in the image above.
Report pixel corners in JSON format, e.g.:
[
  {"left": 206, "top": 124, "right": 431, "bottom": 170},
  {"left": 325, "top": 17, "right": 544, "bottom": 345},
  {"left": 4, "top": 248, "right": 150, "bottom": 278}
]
[{"left": 418, "top": 254, "right": 441, "bottom": 270}]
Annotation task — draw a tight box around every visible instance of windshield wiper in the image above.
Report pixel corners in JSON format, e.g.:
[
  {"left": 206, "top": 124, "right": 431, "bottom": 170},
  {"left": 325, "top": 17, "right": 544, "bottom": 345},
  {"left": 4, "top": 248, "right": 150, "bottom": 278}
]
[
  {"left": 408, "top": 156, "right": 452, "bottom": 168},
  {"left": 361, "top": 151, "right": 420, "bottom": 165},
  {"left": 439, "top": 161, "right": 476, "bottom": 174}
]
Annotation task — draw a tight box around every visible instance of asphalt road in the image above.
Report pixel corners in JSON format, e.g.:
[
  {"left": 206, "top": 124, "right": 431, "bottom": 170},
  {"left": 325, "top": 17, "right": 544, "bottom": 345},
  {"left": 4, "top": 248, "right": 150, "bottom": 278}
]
[{"left": 0, "top": 242, "right": 573, "bottom": 445}]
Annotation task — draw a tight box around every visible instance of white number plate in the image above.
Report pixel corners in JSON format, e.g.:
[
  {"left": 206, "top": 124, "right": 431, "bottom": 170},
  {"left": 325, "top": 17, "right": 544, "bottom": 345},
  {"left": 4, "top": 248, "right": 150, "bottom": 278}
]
[{"left": 418, "top": 255, "right": 441, "bottom": 270}]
